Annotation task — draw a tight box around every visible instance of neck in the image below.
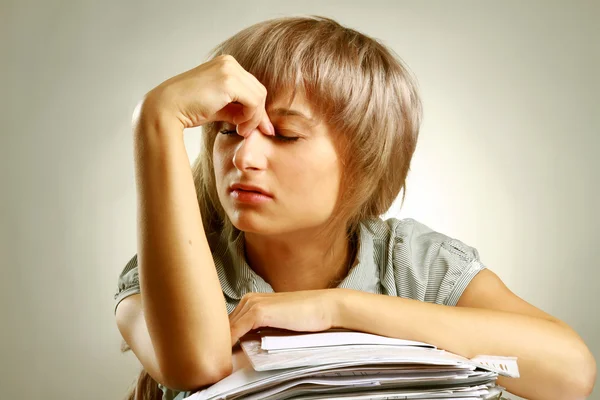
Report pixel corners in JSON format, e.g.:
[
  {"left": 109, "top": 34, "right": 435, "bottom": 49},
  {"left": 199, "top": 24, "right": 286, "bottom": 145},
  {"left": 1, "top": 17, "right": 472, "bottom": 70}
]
[{"left": 243, "top": 225, "right": 357, "bottom": 292}]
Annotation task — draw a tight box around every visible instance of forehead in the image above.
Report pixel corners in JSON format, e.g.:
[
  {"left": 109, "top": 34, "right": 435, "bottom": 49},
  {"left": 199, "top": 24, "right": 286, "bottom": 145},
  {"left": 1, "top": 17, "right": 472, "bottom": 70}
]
[{"left": 267, "top": 90, "right": 320, "bottom": 128}]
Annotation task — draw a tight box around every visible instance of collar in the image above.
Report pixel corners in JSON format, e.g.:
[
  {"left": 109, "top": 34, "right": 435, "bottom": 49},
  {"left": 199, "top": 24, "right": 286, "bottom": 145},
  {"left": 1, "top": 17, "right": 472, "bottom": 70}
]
[{"left": 215, "top": 221, "right": 379, "bottom": 301}]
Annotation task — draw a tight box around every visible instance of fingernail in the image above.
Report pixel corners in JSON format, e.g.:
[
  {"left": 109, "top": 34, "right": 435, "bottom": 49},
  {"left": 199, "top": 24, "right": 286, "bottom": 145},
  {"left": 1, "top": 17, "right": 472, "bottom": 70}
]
[{"left": 269, "top": 122, "right": 276, "bottom": 135}]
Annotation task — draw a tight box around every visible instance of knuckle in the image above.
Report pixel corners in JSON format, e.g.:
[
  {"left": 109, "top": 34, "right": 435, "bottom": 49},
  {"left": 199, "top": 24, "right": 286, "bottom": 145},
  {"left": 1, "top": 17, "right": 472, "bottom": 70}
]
[
  {"left": 221, "top": 74, "right": 236, "bottom": 89},
  {"left": 252, "top": 305, "right": 264, "bottom": 320},
  {"left": 217, "top": 59, "right": 235, "bottom": 76},
  {"left": 259, "top": 84, "right": 268, "bottom": 96},
  {"left": 218, "top": 55, "right": 238, "bottom": 70},
  {"left": 217, "top": 54, "right": 235, "bottom": 63}
]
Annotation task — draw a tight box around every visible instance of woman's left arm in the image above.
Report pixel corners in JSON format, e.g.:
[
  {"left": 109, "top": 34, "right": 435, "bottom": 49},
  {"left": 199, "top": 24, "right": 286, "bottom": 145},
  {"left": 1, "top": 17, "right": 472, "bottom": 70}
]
[{"left": 335, "top": 269, "right": 596, "bottom": 400}]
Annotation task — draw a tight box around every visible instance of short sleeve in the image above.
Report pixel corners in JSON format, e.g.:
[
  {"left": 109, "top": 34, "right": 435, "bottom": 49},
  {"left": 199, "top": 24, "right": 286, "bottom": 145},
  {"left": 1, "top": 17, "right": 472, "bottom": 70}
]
[
  {"left": 158, "top": 383, "right": 190, "bottom": 400},
  {"left": 113, "top": 254, "right": 140, "bottom": 314},
  {"left": 389, "top": 218, "right": 486, "bottom": 306}
]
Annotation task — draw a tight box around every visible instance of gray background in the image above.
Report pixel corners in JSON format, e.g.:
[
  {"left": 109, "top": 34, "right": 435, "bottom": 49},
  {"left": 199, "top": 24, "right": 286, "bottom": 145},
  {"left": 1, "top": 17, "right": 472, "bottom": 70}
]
[{"left": 1, "top": 1, "right": 598, "bottom": 399}]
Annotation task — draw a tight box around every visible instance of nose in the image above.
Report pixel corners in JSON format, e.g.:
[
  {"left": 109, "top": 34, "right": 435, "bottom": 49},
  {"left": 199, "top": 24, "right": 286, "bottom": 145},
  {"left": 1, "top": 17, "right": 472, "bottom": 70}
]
[{"left": 232, "top": 128, "right": 269, "bottom": 171}]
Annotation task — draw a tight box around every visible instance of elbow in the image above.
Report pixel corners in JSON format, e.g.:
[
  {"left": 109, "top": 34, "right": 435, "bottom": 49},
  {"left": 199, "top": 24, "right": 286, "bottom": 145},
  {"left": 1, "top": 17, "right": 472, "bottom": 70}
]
[
  {"left": 160, "top": 350, "right": 233, "bottom": 392},
  {"left": 577, "top": 348, "right": 596, "bottom": 399},
  {"left": 564, "top": 345, "right": 597, "bottom": 400}
]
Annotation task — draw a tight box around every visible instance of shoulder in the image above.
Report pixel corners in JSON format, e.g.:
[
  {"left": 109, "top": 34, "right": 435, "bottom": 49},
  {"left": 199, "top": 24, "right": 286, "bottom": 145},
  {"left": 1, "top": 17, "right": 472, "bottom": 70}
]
[
  {"left": 360, "top": 216, "right": 440, "bottom": 242},
  {"left": 361, "top": 216, "right": 480, "bottom": 261},
  {"left": 361, "top": 217, "right": 485, "bottom": 306}
]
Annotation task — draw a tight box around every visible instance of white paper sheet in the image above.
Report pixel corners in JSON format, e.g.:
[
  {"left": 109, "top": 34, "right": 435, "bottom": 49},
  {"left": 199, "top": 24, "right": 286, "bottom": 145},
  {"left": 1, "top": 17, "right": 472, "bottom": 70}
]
[
  {"left": 183, "top": 330, "right": 515, "bottom": 400},
  {"left": 261, "top": 330, "right": 436, "bottom": 351}
]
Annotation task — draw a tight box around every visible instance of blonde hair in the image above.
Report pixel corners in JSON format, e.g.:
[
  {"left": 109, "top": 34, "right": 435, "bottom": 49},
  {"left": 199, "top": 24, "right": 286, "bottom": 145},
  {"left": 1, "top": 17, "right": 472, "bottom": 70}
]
[
  {"left": 121, "top": 14, "right": 422, "bottom": 400},
  {"left": 196, "top": 15, "right": 422, "bottom": 244},
  {"left": 120, "top": 341, "right": 162, "bottom": 400}
]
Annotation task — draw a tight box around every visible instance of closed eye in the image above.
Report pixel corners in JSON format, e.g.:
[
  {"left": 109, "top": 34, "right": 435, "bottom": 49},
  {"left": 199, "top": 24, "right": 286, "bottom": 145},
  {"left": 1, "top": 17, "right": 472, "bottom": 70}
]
[{"left": 219, "top": 129, "right": 300, "bottom": 143}]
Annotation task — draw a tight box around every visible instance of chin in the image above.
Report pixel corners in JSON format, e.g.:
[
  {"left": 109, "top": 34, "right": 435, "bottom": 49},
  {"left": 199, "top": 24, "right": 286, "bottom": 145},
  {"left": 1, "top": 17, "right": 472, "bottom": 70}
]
[{"left": 228, "top": 211, "right": 278, "bottom": 235}]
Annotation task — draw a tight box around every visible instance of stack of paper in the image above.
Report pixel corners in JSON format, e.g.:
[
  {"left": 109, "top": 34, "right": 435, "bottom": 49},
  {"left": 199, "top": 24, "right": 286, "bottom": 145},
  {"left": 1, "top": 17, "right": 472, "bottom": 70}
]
[{"left": 185, "top": 329, "right": 518, "bottom": 400}]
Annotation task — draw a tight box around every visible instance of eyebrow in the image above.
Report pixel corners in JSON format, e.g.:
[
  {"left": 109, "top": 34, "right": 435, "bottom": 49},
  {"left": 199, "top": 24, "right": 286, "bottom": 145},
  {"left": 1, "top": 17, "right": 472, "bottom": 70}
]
[{"left": 268, "top": 108, "right": 315, "bottom": 122}]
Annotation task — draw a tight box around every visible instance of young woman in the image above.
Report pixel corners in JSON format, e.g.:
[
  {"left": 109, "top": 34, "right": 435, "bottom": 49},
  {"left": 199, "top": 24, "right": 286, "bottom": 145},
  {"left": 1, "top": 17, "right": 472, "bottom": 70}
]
[{"left": 113, "top": 15, "right": 596, "bottom": 400}]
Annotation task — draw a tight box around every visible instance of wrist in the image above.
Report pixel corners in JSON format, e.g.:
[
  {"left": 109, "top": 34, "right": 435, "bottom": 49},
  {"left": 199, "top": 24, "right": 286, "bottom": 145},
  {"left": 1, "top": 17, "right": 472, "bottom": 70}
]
[
  {"left": 328, "top": 288, "right": 355, "bottom": 330},
  {"left": 133, "top": 92, "right": 185, "bottom": 138}
]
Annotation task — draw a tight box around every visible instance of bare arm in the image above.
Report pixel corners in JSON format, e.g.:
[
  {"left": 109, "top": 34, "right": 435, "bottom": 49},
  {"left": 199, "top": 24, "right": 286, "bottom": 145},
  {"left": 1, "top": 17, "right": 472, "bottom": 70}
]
[
  {"left": 334, "top": 271, "right": 596, "bottom": 400},
  {"left": 115, "top": 55, "right": 275, "bottom": 391},
  {"left": 116, "top": 294, "right": 165, "bottom": 384},
  {"left": 127, "top": 101, "right": 232, "bottom": 391}
]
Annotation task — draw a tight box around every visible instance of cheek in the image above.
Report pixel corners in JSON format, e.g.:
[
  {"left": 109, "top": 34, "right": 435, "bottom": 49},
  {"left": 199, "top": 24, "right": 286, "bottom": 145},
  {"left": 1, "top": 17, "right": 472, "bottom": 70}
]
[
  {"left": 317, "top": 160, "right": 342, "bottom": 198},
  {"left": 212, "top": 138, "right": 232, "bottom": 181},
  {"left": 316, "top": 148, "right": 342, "bottom": 202},
  {"left": 285, "top": 148, "right": 341, "bottom": 201}
]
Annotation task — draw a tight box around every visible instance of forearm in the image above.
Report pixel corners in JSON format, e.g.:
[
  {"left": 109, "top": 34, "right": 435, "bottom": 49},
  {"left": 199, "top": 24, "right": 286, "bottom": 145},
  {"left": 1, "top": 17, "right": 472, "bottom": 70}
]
[
  {"left": 333, "top": 289, "right": 595, "bottom": 400},
  {"left": 133, "top": 99, "right": 232, "bottom": 380}
]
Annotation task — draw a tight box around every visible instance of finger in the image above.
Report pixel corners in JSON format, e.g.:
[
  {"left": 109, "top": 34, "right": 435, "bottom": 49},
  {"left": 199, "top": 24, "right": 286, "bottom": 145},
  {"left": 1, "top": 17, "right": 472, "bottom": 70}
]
[
  {"left": 244, "top": 72, "right": 275, "bottom": 136},
  {"left": 229, "top": 294, "right": 258, "bottom": 328},
  {"left": 228, "top": 296, "right": 248, "bottom": 325},
  {"left": 230, "top": 307, "right": 265, "bottom": 346},
  {"left": 229, "top": 292, "right": 259, "bottom": 325},
  {"left": 255, "top": 107, "right": 275, "bottom": 136},
  {"left": 232, "top": 72, "right": 265, "bottom": 135},
  {"left": 238, "top": 106, "right": 271, "bottom": 137},
  {"left": 234, "top": 70, "right": 272, "bottom": 136},
  {"left": 233, "top": 107, "right": 256, "bottom": 136},
  {"left": 229, "top": 309, "right": 251, "bottom": 346},
  {"left": 213, "top": 102, "right": 244, "bottom": 125},
  {"left": 225, "top": 77, "right": 260, "bottom": 136},
  {"left": 259, "top": 112, "right": 276, "bottom": 136},
  {"left": 235, "top": 90, "right": 266, "bottom": 137}
]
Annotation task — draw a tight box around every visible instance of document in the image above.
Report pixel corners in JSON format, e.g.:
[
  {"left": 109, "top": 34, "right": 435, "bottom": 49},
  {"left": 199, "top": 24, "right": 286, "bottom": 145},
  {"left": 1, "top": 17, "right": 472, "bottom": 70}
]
[{"left": 184, "top": 329, "right": 516, "bottom": 400}]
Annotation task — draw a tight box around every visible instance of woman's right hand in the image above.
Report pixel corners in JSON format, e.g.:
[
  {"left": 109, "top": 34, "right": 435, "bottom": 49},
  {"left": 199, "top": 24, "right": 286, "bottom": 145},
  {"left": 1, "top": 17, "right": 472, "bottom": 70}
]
[{"left": 139, "top": 54, "right": 275, "bottom": 136}]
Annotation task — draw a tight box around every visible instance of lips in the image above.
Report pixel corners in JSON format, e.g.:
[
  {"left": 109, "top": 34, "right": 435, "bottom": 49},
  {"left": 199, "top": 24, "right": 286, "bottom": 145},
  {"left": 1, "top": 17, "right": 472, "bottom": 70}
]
[{"left": 229, "top": 183, "right": 273, "bottom": 197}]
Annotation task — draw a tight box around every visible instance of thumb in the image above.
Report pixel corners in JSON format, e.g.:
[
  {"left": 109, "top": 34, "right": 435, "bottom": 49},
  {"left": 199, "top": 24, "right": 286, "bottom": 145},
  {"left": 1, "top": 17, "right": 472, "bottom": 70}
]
[{"left": 211, "top": 102, "right": 245, "bottom": 125}]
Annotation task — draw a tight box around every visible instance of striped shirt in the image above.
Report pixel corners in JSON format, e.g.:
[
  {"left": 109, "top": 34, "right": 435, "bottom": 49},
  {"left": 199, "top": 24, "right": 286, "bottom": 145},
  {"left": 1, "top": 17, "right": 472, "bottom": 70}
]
[{"left": 113, "top": 217, "right": 487, "bottom": 399}]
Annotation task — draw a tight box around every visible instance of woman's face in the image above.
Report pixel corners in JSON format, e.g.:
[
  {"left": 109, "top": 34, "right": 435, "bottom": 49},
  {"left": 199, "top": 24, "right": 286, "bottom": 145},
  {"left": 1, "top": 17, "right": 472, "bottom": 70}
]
[{"left": 213, "top": 92, "right": 342, "bottom": 235}]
